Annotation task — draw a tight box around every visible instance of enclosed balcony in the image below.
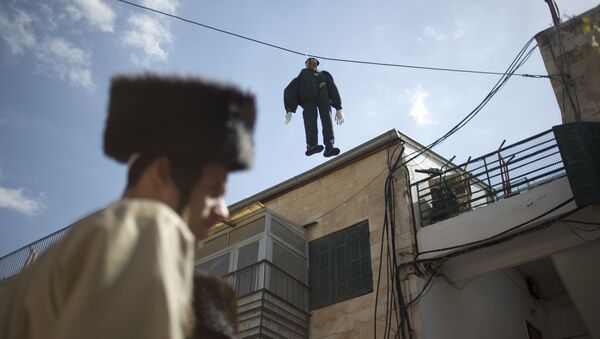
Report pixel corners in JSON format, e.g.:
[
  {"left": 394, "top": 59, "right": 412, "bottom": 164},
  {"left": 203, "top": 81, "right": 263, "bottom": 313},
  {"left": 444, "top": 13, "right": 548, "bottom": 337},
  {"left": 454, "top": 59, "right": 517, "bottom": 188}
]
[{"left": 195, "top": 205, "right": 309, "bottom": 339}]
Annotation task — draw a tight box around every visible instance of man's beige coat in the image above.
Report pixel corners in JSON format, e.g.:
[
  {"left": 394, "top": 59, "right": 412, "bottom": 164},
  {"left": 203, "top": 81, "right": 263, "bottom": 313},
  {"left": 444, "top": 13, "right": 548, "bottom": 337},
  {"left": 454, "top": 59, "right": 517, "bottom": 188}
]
[{"left": 0, "top": 199, "right": 195, "bottom": 339}]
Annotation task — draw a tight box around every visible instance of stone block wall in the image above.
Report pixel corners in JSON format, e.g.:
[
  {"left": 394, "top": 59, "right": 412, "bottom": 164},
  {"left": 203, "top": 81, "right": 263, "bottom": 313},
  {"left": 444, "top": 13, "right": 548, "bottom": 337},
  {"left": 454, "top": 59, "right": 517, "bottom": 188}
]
[{"left": 263, "top": 144, "right": 422, "bottom": 338}]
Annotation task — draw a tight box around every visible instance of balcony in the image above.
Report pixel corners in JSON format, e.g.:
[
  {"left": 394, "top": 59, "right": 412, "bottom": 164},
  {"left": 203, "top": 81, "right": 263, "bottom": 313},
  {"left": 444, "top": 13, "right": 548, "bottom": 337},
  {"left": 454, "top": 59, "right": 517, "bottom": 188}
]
[
  {"left": 196, "top": 205, "right": 310, "bottom": 338},
  {"left": 411, "top": 128, "right": 586, "bottom": 262},
  {"left": 222, "top": 260, "right": 309, "bottom": 339},
  {"left": 413, "top": 129, "right": 566, "bottom": 227}
]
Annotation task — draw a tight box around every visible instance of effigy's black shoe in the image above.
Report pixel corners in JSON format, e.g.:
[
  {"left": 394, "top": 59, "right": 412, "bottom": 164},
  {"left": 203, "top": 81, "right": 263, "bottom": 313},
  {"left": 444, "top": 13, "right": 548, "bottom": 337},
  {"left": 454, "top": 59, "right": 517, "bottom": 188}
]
[
  {"left": 305, "top": 145, "right": 324, "bottom": 156},
  {"left": 323, "top": 146, "right": 340, "bottom": 157}
]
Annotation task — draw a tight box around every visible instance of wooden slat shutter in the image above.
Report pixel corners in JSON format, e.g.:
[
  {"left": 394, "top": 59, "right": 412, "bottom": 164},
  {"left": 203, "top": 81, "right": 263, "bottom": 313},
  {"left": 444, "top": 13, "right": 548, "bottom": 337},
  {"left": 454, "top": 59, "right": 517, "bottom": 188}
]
[
  {"left": 350, "top": 222, "right": 373, "bottom": 295},
  {"left": 309, "top": 236, "right": 333, "bottom": 309},
  {"left": 309, "top": 221, "right": 373, "bottom": 310},
  {"left": 333, "top": 230, "right": 350, "bottom": 301}
]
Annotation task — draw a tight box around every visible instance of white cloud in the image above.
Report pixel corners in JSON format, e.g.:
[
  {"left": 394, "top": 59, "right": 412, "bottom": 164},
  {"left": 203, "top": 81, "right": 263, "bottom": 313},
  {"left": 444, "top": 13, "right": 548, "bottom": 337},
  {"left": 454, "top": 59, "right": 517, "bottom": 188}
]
[
  {"left": 453, "top": 21, "right": 466, "bottom": 39},
  {"left": 35, "top": 37, "right": 94, "bottom": 90},
  {"left": 424, "top": 26, "right": 446, "bottom": 41},
  {"left": 66, "top": 0, "right": 116, "bottom": 32},
  {"left": 405, "top": 85, "right": 437, "bottom": 126},
  {"left": 121, "top": 0, "right": 178, "bottom": 65},
  {"left": 0, "top": 5, "right": 95, "bottom": 90},
  {"left": 0, "top": 185, "right": 44, "bottom": 216},
  {"left": 1, "top": 0, "right": 178, "bottom": 87},
  {"left": 123, "top": 14, "right": 172, "bottom": 65},
  {"left": 38, "top": 3, "right": 60, "bottom": 32},
  {"left": 0, "top": 9, "right": 37, "bottom": 55},
  {"left": 424, "top": 21, "right": 466, "bottom": 41}
]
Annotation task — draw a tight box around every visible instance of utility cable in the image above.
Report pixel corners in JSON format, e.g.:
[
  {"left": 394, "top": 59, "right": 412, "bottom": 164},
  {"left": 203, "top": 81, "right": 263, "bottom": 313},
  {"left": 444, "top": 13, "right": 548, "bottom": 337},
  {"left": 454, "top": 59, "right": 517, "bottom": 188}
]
[
  {"left": 389, "top": 37, "right": 539, "bottom": 174},
  {"left": 113, "top": 0, "right": 550, "bottom": 78},
  {"left": 406, "top": 259, "right": 447, "bottom": 306},
  {"left": 562, "top": 220, "right": 600, "bottom": 227},
  {"left": 565, "top": 224, "right": 600, "bottom": 242},
  {"left": 307, "top": 36, "right": 539, "bottom": 230}
]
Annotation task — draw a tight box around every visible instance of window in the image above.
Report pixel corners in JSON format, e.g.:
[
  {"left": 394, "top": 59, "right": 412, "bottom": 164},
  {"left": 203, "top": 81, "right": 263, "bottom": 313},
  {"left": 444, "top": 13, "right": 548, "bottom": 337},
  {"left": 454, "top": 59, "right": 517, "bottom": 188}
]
[
  {"left": 237, "top": 241, "right": 259, "bottom": 270},
  {"left": 272, "top": 241, "right": 307, "bottom": 283},
  {"left": 271, "top": 218, "right": 306, "bottom": 255},
  {"left": 229, "top": 217, "right": 265, "bottom": 245},
  {"left": 197, "top": 233, "right": 228, "bottom": 259},
  {"left": 196, "top": 252, "right": 231, "bottom": 276},
  {"left": 309, "top": 221, "right": 372, "bottom": 310}
]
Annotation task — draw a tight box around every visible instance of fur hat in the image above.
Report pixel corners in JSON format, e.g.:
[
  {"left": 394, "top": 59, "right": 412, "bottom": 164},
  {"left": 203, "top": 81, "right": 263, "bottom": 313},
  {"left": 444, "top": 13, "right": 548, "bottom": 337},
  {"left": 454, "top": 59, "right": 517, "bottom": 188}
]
[
  {"left": 192, "top": 271, "right": 238, "bottom": 339},
  {"left": 104, "top": 74, "right": 256, "bottom": 171}
]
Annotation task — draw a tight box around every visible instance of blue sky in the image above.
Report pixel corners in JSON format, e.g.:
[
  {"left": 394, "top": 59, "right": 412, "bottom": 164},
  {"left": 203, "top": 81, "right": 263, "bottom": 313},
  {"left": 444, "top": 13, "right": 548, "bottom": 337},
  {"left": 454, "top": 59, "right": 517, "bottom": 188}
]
[{"left": 0, "top": 0, "right": 597, "bottom": 257}]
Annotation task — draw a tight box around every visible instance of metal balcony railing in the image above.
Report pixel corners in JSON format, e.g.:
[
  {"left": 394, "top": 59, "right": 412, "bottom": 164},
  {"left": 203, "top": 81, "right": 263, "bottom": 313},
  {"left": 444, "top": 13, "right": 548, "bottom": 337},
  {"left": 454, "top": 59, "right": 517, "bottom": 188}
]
[
  {"left": 413, "top": 129, "right": 566, "bottom": 227},
  {"left": 221, "top": 260, "right": 309, "bottom": 312},
  {"left": 0, "top": 225, "right": 71, "bottom": 280}
]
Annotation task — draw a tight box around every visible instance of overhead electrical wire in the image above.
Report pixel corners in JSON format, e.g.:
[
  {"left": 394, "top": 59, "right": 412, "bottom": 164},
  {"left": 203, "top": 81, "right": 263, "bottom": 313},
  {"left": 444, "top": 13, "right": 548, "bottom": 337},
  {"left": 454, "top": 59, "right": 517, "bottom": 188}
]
[
  {"left": 114, "top": 0, "right": 593, "bottom": 330},
  {"left": 314, "top": 35, "right": 544, "bottom": 337},
  {"left": 386, "top": 35, "right": 540, "bottom": 175},
  {"left": 375, "top": 146, "right": 405, "bottom": 339},
  {"left": 406, "top": 259, "right": 447, "bottom": 307},
  {"left": 113, "top": 0, "right": 554, "bottom": 172},
  {"left": 562, "top": 220, "right": 600, "bottom": 227},
  {"left": 403, "top": 201, "right": 590, "bottom": 309},
  {"left": 565, "top": 224, "right": 600, "bottom": 242},
  {"left": 113, "top": 0, "right": 551, "bottom": 78},
  {"left": 298, "top": 35, "right": 541, "bottom": 230},
  {"left": 114, "top": 0, "right": 551, "bottom": 219}
]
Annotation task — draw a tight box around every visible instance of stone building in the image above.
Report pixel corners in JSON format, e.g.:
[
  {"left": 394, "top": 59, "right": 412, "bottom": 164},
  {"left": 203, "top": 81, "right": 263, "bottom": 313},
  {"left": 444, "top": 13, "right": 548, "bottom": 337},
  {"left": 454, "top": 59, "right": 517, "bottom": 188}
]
[
  {"left": 195, "top": 129, "right": 451, "bottom": 338},
  {"left": 197, "top": 120, "right": 599, "bottom": 339},
  {"left": 536, "top": 4, "right": 600, "bottom": 124}
]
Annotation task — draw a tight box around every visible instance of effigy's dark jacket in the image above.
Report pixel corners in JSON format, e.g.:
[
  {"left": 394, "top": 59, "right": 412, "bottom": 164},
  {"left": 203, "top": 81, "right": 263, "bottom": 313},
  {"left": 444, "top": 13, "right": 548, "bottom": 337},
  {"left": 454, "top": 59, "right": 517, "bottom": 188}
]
[{"left": 284, "top": 69, "right": 342, "bottom": 113}]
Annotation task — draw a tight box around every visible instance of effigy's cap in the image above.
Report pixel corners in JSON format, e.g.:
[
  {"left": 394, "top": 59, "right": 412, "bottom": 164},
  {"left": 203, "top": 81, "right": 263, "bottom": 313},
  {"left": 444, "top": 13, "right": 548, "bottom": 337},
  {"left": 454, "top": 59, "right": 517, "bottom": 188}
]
[
  {"left": 104, "top": 74, "right": 256, "bottom": 171},
  {"left": 305, "top": 57, "right": 320, "bottom": 66}
]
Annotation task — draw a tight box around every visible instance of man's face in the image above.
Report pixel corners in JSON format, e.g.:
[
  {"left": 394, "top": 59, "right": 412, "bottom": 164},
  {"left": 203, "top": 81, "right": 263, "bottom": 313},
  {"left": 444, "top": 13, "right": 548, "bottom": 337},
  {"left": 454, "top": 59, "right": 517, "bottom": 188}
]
[
  {"left": 305, "top": 58, "right": 318, "bottom": 70},
  {"left": 181, "top": 163, "right": 229, "bottom": 240}
]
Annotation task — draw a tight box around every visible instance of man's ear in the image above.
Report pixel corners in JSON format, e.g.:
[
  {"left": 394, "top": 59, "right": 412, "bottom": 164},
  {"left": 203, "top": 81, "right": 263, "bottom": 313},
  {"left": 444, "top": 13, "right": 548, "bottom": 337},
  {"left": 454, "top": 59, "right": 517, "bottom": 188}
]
[{"left": 150, "top": 156, "right": 174, "bottom": 188}]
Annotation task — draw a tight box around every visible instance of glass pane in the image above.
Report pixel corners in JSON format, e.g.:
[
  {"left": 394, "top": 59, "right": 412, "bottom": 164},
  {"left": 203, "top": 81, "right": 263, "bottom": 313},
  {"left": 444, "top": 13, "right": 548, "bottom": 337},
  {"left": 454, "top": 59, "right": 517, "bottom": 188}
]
[
  {"left": 197, "top": 234, "right": 228, "bottom": 259},
  {"left": 272, "top": 241, "right": 307, "bottom": 284},
  {"left": 237, "top": 241, "right": 259, "bottom": 270},
  {"left": 270, "top": 218, "right": 306, "bottom": 255},
  {"left": 229, "top": 217, "right": 265, "bottom": 245},
  {"left": 196, "top": 252, "right": 230, "bottom": 276}
]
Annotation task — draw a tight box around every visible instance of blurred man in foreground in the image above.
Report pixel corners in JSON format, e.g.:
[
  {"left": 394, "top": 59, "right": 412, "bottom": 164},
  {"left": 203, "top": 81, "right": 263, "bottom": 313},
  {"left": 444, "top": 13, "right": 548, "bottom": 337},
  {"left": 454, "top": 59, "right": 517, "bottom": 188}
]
[{"left": 0, "top": 74, "right": 256, "bottom": 339}]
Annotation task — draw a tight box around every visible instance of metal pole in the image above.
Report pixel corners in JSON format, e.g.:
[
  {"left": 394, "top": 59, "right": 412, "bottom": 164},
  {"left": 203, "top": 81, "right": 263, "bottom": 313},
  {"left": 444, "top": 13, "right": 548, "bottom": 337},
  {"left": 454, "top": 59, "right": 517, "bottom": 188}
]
[
  {"left": 544, "top": 0, "right": 561, "bottom": 26},
  {"left": 483, "top": 157, "right": 494, "bottom": 202}
]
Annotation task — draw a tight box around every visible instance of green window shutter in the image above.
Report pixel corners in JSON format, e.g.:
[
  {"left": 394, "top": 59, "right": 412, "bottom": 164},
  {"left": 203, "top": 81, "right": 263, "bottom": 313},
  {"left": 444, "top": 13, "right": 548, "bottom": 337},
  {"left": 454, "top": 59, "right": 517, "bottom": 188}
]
[
  {"left": 309, "top": 221, "right": 373, "bottom": 310},
  {"left": 309, "top": 237, "right": 333, "bottom": 309},
  {"left": 333, "top": 231, "right": 349, "bottom": 301},
  {"left": 349, "top": 222, "right": 373, "bottom": 296}
]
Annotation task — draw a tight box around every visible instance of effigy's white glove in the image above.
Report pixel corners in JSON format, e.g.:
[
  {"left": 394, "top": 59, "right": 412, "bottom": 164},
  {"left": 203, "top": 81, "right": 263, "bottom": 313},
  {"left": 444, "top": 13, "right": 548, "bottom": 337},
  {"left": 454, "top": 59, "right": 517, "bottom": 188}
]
[
  {"left": 335, "top": 109, "right": 345, "bottom": 125},
  {"left": 285, "top": 112, "right": 293, "bottom": 126}
]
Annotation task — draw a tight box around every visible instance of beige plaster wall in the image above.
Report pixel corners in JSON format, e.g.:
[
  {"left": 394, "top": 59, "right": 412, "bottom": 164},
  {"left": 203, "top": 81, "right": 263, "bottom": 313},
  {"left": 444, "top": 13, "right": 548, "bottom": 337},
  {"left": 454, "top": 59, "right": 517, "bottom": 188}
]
[
  {"left": 264, "top": 145, "right": 422, "bottom": 338},
  {"left": 536, "top": 5, "right": 600, "bottom": 124}
]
